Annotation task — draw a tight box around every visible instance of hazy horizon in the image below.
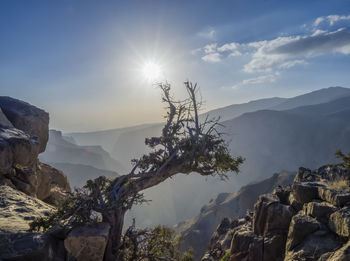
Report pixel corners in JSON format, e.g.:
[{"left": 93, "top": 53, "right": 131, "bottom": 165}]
[
  {"left": 59, "top": 85, "right": 347, "bottom": 133},
  {"left": 1, "top": 1, "right": 350, "bottom": 132}
]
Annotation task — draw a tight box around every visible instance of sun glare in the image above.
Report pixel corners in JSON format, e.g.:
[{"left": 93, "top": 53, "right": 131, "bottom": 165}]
[{"left": 142, "top": 61, "right": 162, "bottom": 82}]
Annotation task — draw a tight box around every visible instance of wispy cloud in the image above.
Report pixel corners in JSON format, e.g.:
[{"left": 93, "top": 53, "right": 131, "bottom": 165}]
[
  {"left": 201, "top": 52, "right": 221, "bottom": 62},
  {"left": 192, "top": 14, "right": 350, "bottom": 87},
  {"left": 203, "top": 43, "right": 217, "bottom": 54},
  {"left": 232, "top": 74, "right": 278, "bottom": 89},
  {"left": 197, "top": 28, "right": 216, "bottom": 39},
  {"left": 193, "top": 23, "right": 350, "bottom": 73},
  {"left": 244, "top": 28, "right": 350, "bottom": 72},
  {"left": 313, "top": 14, "right": 350, "bottom": 27}
]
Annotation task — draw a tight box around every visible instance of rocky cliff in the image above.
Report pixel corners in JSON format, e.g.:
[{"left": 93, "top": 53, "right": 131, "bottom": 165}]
[
  {"left": 176, "top": 171, "right": 295, "bottom": 260},
  {"left": 0, "top": 97, "right": 72, "bottom": 260},
  {"left": 0, "top": 96, "right": 71, "bottom": 204},
  {"left": 202, "top": 164, "right": 350, "bottom": 261}
]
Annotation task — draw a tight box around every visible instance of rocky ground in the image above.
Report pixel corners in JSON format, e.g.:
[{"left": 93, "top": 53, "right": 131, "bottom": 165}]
[
  {"left": 202, "top": 165, "right": 350, "bottom": 261},
  {"left": 175, "top": 171, "right": 295, "bottom": 260},
  {"left": 0, "top": 185, "right": 54, "bottom": 233}
]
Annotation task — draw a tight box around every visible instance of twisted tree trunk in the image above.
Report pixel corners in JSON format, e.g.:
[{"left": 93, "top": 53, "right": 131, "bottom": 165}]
[{"left": 103, "top": 208, "right": 126, "bottom": 261}]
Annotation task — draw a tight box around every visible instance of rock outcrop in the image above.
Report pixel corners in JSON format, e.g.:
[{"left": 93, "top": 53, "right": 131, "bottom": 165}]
[
  {"left": 0, "top": 96, "right": 49, "bottom": 153},
  {"left": 0, "top": 97, "right": 72, "bottom": 260},
  {"left": 202, "top": 165, "right": 350, "bottom": 261},
  {"left": 0, "top": 97, "right": 71, "bottom": 205},
  {"left": 64, "top": 223, "right": 110, "bottom": 261},
  {"left": 175, "top": 171, "right": 295, "bottom": 260}
]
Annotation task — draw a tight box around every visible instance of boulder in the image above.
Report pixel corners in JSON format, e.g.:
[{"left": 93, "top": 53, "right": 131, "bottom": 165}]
[
  {"left": 288, "top": 193, "right": 303, "bottom": 212},
  {"left": 0, "top": 128, "right": 40, "bottom": 174},
  {"left": 285, "top": 213, "right": 321, "bottom": 252},
  {"left": 0, "top": 96, "right": 49, "bottom": 153},
  {"left": 0, "top": 232, "right": 65, "bottom": 261},
  {"left": 319, "top": 240, "right": 350, "bottom": 261},
  {"left": 329, "top": 207, "right": 350, "bottom": 238},
  {"left": 64, "top": 222, "right": 110, "bottom": 261},
  {"left": 230, "top": 227, "right": 263, "bottom": 261},
  {"left": 36, "top": 162, "right": 71, "bottom": 203},
  {"left": 263, "top": 233, "right": 286, "bottom": 261},
  {"left": 318, "top": 186, "right": 350, "bottom": 207},
  {"left": 2, "top": 161, "right": 71, "bottom": 203},
  {"left": 303, "top": 201, "right": 337, "bottom": 223},
  {"left": 285, "top": 230, "right": 341, "bottom": 261},
  {"left": 253, "top": 194, "right": 294, "bottom": 236},
  {"left": 291, "top": 182, "right": 324, "bottom": 204}
]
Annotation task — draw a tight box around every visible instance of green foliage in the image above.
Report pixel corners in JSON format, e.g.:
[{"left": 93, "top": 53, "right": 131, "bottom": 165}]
[
  {"left": 133, "top": 82, "right": 244, "bottom": 178},
  {"left": 219, "top": 250, "right": 231, "bottom": 261},
  {"left": 29, "top": 81, "right": 242, "bottom": 260},
  {"left": 180, "top": 248, "right": 194, "bottom": 261},
  {"left": 120, "top": 225, "right": 194, "bottom": 261},
  {"left": 335, "top": 149, "right": 350, "bottom": 170},
  {"left": 29, "top": 176, "right": 111, "bottom": 232}
]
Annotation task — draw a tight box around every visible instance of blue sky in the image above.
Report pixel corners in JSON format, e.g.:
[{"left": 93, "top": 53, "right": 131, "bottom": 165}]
[{"left": 1, "top": 0, "right": 350, "bottom": 131}]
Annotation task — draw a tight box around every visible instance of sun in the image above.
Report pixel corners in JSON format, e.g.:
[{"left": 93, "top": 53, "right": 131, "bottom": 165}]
[{"left": 142, "top": 61, "right": 163, "bottom": 82}]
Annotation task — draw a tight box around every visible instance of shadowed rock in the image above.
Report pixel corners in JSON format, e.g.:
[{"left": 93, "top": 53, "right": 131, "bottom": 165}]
[
  {"left": 0, "top": 96, "right": 49, "bottom": 153},
  {"left": 64, "top": 223, "right": 110, "bottom": 261}
]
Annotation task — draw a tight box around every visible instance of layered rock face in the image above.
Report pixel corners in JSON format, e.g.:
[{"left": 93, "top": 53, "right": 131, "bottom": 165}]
[
  {"left": 202, "top": 165, "right": 350, "bottom": 261},
  {"left": 0, "top": 96, "right": 70, "bottom": 204}
]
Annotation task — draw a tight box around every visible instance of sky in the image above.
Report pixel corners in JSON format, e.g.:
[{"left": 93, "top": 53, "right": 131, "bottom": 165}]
[{"left": 1, "top": 0, "right": 350, "bottom": 132}]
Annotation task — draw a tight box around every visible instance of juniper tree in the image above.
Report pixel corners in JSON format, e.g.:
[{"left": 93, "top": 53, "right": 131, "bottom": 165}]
[
  {"left": 335, "top": 149, "right": 350, "bottom": 170},
  {"left": 31, "top": 81, "right": 244, "bottom": 260}
]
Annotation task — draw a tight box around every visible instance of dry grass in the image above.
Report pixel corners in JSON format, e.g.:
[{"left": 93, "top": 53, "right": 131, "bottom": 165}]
[{"left": 329, "top": 179, "right": 350, "bottom": 191}]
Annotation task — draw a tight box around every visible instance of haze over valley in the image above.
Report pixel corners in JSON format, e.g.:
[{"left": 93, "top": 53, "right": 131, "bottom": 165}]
[
  {"left": 2, "top": 1, "right": 350, "bottom": 260},
  {"left": 38, "top": 86, "right": 350, "bottom": 228}
]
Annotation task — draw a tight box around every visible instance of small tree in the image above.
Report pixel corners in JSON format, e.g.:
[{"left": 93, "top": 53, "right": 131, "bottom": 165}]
[
  {"left": 119, "top": 223, "right": 194, "bottom": 261},
  {"left": 335, "top": 149, "right": 350, "bottom": 170},
  {"left": 31, "top": 81, "right": 244, "bottom": 260}
]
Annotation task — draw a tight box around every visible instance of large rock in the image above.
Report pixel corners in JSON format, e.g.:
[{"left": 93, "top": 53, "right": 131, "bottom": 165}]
[
  {"left": 253, "top": 194, "right": 294, "bottom": 236},
  {"left": 303, "top": 201, "right": 337, "bottom": 223},
  {"left": 285, "top": 213, "right": 321, "bottom": 251},
  {"left": 318, "top": 186, "right": 350, "bottom": 207},
  {"left": 319, "top": 240, "right": 350, "bottom": 261},
  {"left": 0, "top": 128, "right": 40, "bottom": 174},
  {"left": 36, "top": 162, "right": 71, "bottom": 203},
  {"left": 0, "top": 96, "right": 49, "bottom": 153},
  {"left": 64, "top": 222, "right": 110, "bottom": 261},
  {"left": 0, "top": 232, "right": 65, "bottom": 261},
  {"left": 230, "top": 226, "right": 263, "bottom": 261},
  {"left": 263, "top": 233, "right": 286, "bottom": 261},
  {"left": 285, "top": 229, "right": 341, "bottom": 261},
  {"left": 291, "top": 182, "right": 324, "bottom": 204},
  {"left": 0, "top": 185, "right": 54, "bottom": 233},
  {"left": 328, "top": 207, "right": 350, "bottom": 238}
]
